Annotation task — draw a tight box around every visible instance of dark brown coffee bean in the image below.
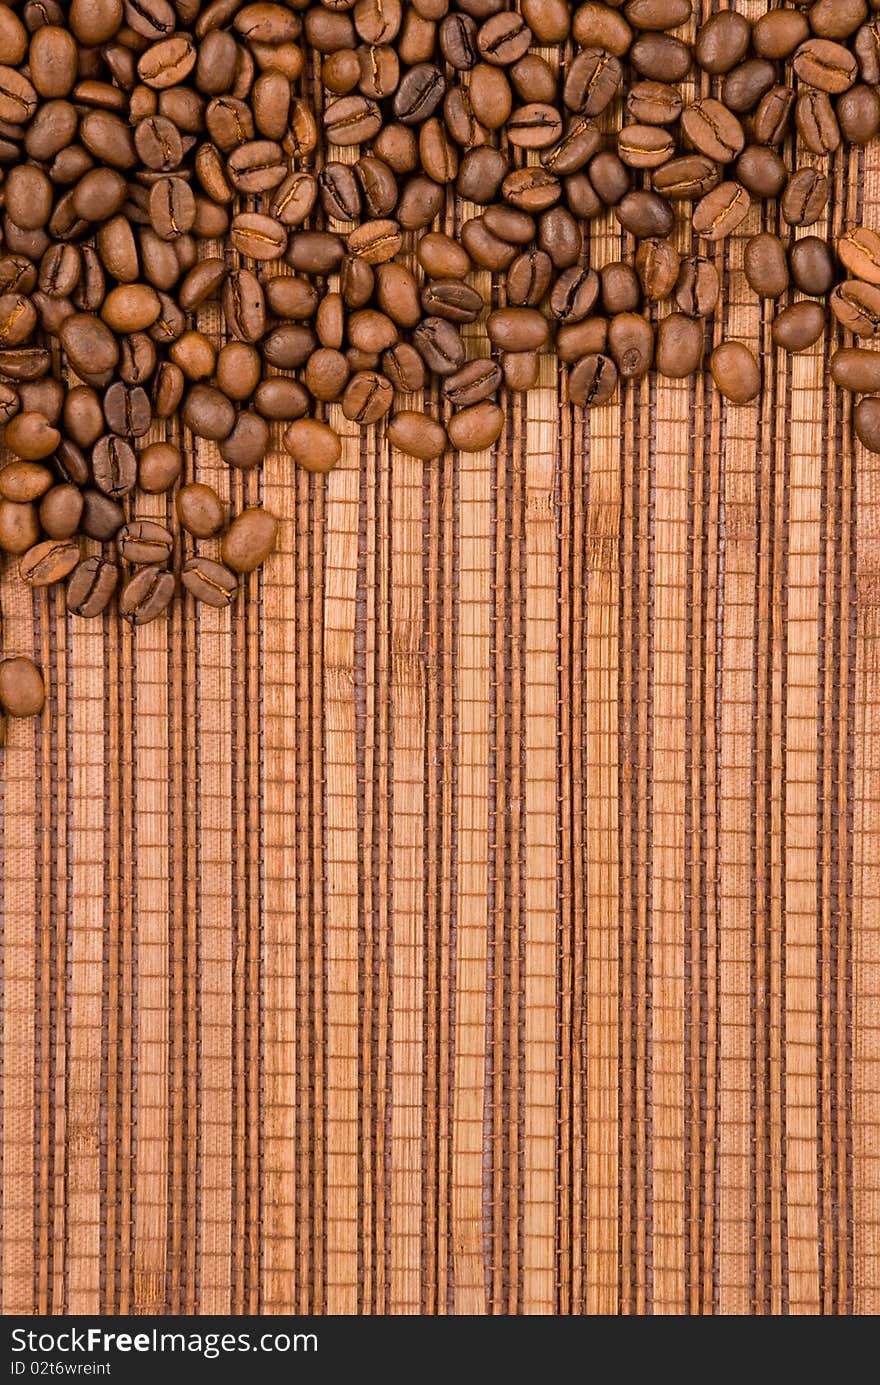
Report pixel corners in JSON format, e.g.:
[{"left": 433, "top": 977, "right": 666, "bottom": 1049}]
[
  {"left": 772, "top": 301, "right": 826, "bottom": 353},
  {"left": 0, "top": 656, "right": 44, "bottom": 718},
  {"left": 616, "top": 189, "right": 674, "bottom": 238},
  {"left": 627, "top": 80, "right": 682, "bottom": 127},
  {"left": 618, "top": 123, "right": 675, "bottom": 169},
  {"left": 152, "top": 360, "right": 184, "bottom": 418},
  {"left": 722, "top": 59, "right": 776, "bottom": 114},
  {"left": 4, "top": 410, "right": 59, "bottom": 461},
  {"left": 286, "top": 229, "right": 345, "bottom": 274},
  {"left": 831, "top": 279, "right": 880, "bottom": 337},
  {"left": 117, "top": 518, "right": 173, "bottom": 567},
  {"left": 38, "top": 484, "right": 82, "bottom": 540},
  {"left": 550, "top": 266, "right": 600, "bottom": 323},
  {"left": 92, "top": 434, "right": 137, "bottom": 497},
  {"left": 486, "top": 306, "right": 550, "bottom": 352},
  {"left": 447, "top": 400, "right": 503, "bottom": 452},
  {"left": 386, "top": 410, "right": 447, "bottom": 460},
  {"left": 795, "top": 91, "right": 841, "bottom": 156},
  {"left": 0, "top": 65, "right": 37, "bottom": 124},
  {"left": 0, "top": 460, "right": 53, "bottom": 503},
  {"left": 477, "top": 11, "right": 531, "bottom": 66},
  {"left": 538, "top": 206, "right": 582, "bottom": 268},
  {"left": 635, "top": 238, "right": 681, "bottom": 301},
  {"left": 692, "top": 181, "right": 751, "bottom": 242},
  {"left": 0, "top": 293, "right": 36, "bottom": 348},
  {"left": 753, "top": 9, "right": 809, "bottom": 59},
  {"left": 20, "top": 537, "right": 80, "bottom": 586},
  {"left": 227, "top": 139, "right": 287, "bottom": 193},
  {"left": 223, "top": 268, "right": 265, "bottom": 343},
  {"left": 138, "top": 441, "right": 181, "bottom": 494},
  {"left": 483, "top": 204, "right": 535, "bottom": 243},
  {"left": 355, "top": 155, "right": 399, "bottom": 217},
  {"left": 653, "top": 154, "right": 720, "bottom": 200},
  {"left": 175, "top": 482, "right": 225, "bottom": 539},
  {"left": 789, "top": 237, "right": 835, "bottom": 297},
  {"left": 382, "top": 342, "right": 426, "bottom": 393},
  {"left": 839, "top": 226, "right": 880, "bottom": 284},
  {"left": 347, "top": 218, "right": 403, "bottom": 265},
  {"left": 221, "top": 507, "right": 280, "bottom": 570},
  {"left": 103, "top": 381, "right": 152, "bottom": 438},
  {"left": 695, "top": 11, "right": 751, "bottom": 75},
  {"left": 461, "top": 216, "right": 517, "bottom": 270},
  {"left": 540, "top": 115, "right": 602, "bottom": 176},
  {"left": 507, "top": 102, "right": 563, "bottom": 150},
  {"left": 181, "top": 557, "right": 238, "bottom": 609},
  {"left": 420, "top": 280, "right": 484, "bottom": 324},
  {"left": 182, "top": 383, "right": 236, "bottom": 440},
  {"left": 564, "top": 48, "right": 622, "bottom": 116},
  {"left": 855, "top": 396, "right": 880, "bottom": 453},
  {"left": 793, "top": 39, "right": 858, "bottom": 93},
  {"left": 736, "top": 146, "right": 787, "bottom": 199},
  {"left": 507, "top": 250, "right": 553, "bottom": 307},
  {"left": 681, "top": 98, "right": 745, "bottom": 163},
  {"left": 838, "top": 83, "right": 880, "bottom": 144},
  {"left": 67, "top": 556, "right": 117, "bottom": 618},
  {"left": 656, "top": 313, "right": 704, "bottom": 379},
  {"left": 576, "top": 3, "right": 633, "bottom": 52},
  {"left": 831, "top": 348, "right": 880, "bottom": 393},
  {"left": 711, "top": 342, "right": 761, "bottom": 403},
  {"left": 601, "top": 262, "right": 641, "bottom": 316},
  {"left": 137, "top": 35, "right": 197, "bottom": 90},
  {"left": 630, "top": 34, "right": 691, "bottom": 82},
  {"left": 457, "top": 146, "right": 507, "bottom": 203},
  {"left": 510, "top": 53, "right": 557, "bottom": 104},
  {"left": 468, "top": 63, "right": 512, "bottom": 130},
  {"left": 342, "top": 370, "right": 394, "bottom": 424},
  {"left": 443, "top": 359, "right": 502, "bottom": 409},
  {"left": 781, "top": 168, "right": 829, "bottom": 227},
  {"left": 567, "top": 353, "right": 618, "bottom": 407},
  {"left": 59, "top": 311, "right": 118, "bottom": 383},
  {"left": 501, "top": 165, "right": 560, "bottom": 211},
  {"left": 752, "top": 86, "right": 796, "bottom": 146},
  {"left": 440, "top": 13, "right": 479, "bottom": 69},
  {"left": 119, "top": 565, "right": 174, "bottom": 625},
  {"left": 393, "top": 63, "right": 446, "bottom": 123},
  {"left": 0, "top": 348, "right": 51, "bottom": 381},
  {"left": 744, "top": 233, "right": 790, "bottom": 300},
  {"left": 557, "top": 317, "right": 610, "bottom": 364},
  {"left": 608, "top": 312, "right": 654, "bottom": 380}
]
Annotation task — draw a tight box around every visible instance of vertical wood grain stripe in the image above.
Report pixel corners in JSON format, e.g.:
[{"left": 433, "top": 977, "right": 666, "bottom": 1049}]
[
  {"left": 262, "top": 426, "right": 298, "bottom": 1313},
  {"left": 651, "top": 371, "right": 688, "bottom": 1315},
  {"left": 853, "top": 148, "right": 880, "bottom": 1317},
  {"left": 785, "top": 315, "right": 823, "bottom": 1314},
  {"left": 324, "top": 414, "right": 360, "bottom": 1314},
  {"left": 67, "top": 609, "right": 103, "bottom": 1311},
  {"left": 132, "top": 608, "right": 169, "bottom": 1313},
  {"left": 452, "top": 426, "right": 490, "bottom": 1314},
  {"left": 389, "top": 442, "right": 425, "bottom": 1314},
  {"left": 523, "top": 353, "right": 558, "bottom": 1313},
  {"left": 718, "top": 201, "right": 761, "bottom": 1313},
  {"left": 0, "top": 578, "right": 37, "bottom": 1312}
]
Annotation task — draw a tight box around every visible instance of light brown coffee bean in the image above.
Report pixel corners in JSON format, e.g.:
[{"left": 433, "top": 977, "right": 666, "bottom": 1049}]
[
  {"left": 182, "top": 557, "right": 239, "bottom": 609},
  {"left": 0, "top": 461, "right": 54, "bottom": 503},
  {"left": 282, "top": 418, "right": 342, "bottom": 473},
  {"left": 446, "top": 401, "right": 503, "bottom": 452},
  {"left": 608, "top": 312, "right": 654, "bottom": 380},
  {"left": 67, "top": 556, "right": 118, "bottom": 618},
  {"left": 0, "top": 500, "right": 40, "bottom": 554},
  {"left": 386, "top": 410, "right": 447, "bottom": 459},
  {"left": 831, "top": 279, "right": 880, "bottom": 337},
  {"left": 221, "top": 507, "right": 280, "bottom": 573},
  {"left": 692, "top": 181, "right": 751, "bottom": 242},
  {"left": 567, "top": 353, "right": 618, "bottom": 407},
  {"left": 831, "top": 348, "right": 880, "bottom": 393},
  {"left": 39, "top": 484, "right": 83, "bottom": 540},
  {"left": 839, "top": 227, "right": 880, "bottom": 285},
  {"left": 0, "top": 656, "right": 44, "bottom": 717},
  {"left": 20, "top": 538, "right": 80, "bottom": 586},
  {"left": 176, "top": 483, "right": 226, "bottom": 539},
  {"left": 138, "top": 441, "right": 182, "bottom": 494},
  {"left": 119, "top": 566, "right": 175, "bottom": 625},
  {"left": 710, "top": 342, "right": 761, "bottom": 403},
  {"left": 771, "top": 301, "right": 826, "bottom": 353}
]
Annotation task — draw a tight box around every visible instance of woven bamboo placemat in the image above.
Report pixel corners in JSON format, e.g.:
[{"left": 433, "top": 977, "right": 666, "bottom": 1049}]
[{"left": 1, "top": 0, "right": 879, "bottom": 1315}]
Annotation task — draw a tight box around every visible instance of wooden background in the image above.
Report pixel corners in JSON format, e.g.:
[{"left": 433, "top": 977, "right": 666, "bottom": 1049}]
[{"left": 1, "top": 0, "right": 879, "bottom": 1314}]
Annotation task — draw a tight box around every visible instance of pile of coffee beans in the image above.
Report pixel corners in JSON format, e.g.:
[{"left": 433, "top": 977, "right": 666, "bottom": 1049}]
[{"left": 1, "top": 1, "right": 880, "bottom": 722}]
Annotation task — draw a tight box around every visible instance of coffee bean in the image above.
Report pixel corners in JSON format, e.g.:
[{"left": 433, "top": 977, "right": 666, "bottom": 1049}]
[
  {"left": 752, "top": 86, "right": 796, "bottom": 146},
  {"left": 627, "top": 80, "right": 683, "bottom": 127},
  {"left": 692, "top": 181, "right": 751, "bottom": 242},
  {"left": 557, "top": 318, "right": 610, "bottom": 364},
  {"left": 342, "top": 371, "right": 395, "bottom": 424},
  {"left": 386, "top": 410, "right": 447, "bottom": 459},
  {"left": 92, "top": 434, "right": 137, "bottom": 497},
  {"left": 855, "top": 396, "right": 880, "bottom": 452},
  {"left": 681, "top": 98, "right": 745, "bottom": 163},
  {"left": 635, "top": 238, "right": 681, "bottom": 302},
  {"left": 219, "top": 411, "right": 270, "bottom": 470},
  {"left": 393, "top": 63, "right": 446, "bottom": 123},
  {"left": 443, "top": 359, "right": 503, "bottom": 409},
  {"left": 568, "top": 353, "right": 618, "bottom": 407},
  {"left": 781, "top": 168, "right": 829, "bottom": 227},
  {"left": 230, "top": 212, "right": 287, "bottom": 261},
  {"left": 0, "top": 500, "right": 40, "bottom": 554},
  {"left": 771, "top": 301, "right": 826, "bottom": 353},
  {"left": 601, "top": 263, "right": 641, "bottom": 316},
  {"left": 446, "top": 400, "right": 504, "bottom": 452},
  {"left": 0, "top": 656, "right": 44, "bottom": 718},
  {"left": 67, "top": 556, "right": 118, "bottom": 618},
  {"left": 616, "top": 189, "right": 674, "bottom": 239},
  {"left": 383, "top": 342, "right": 426, "bottom": 393},
  {"left": 656, "top": 313, "right": 705, "bottom": 379},
  {"left": 182, "top": 557, "right": 238, "bottom": 609},
  {"left": 413, "top": 316, "right": 466, "bottom": 374},
  {"left": 38, "top": 484, "right": 82, "bottom": 540},
  {"left": 839, "top": 226, "right": 880, "bottom": 285},
  {"left": 0, "top": 460, "right": 54, "bottom": 502},
  {"left": 653, "top": 154, "right": 720, "bottom": 201},
  {"left": 630, "top": 34, "right": 692, "bottom": 82},
  {"left": 796, "top": 92, "right": 842, "bottom": 156},
  {"left": 789, "top": 238, "right": 836, "bottom": 297},
  {"left": 103, "top": 381, "right": 152, "bottom": 437},
  {"left": 80, "top": 489, "right": 125, "bottom": 542},
  {"left": 119, "top": 566, "right": 175, "bottom": 625},
  {"left": 282, "top": 418, "right": 342, "bottom": 474},
  {"left": 221, "top": 506, "right": 280, "bottom": 572},
  {"left": 4, "top": 410, "right": 59, "bottom": 461},
  {"left": 118, "top": 518, "right": 173, "bottom": 565},
  {"left": 722, "top": 59, "right": 776, "bottom": 114},
  {"left": 550, "top": 266, "right": 601, "bottom": 323},
  {"left": 564, "top": 49, "right": 622, "bottom": 116},
  {"left": 176, "top": 482, "right": 226, "bottom": 538},
  {"left": 20, "top": 537, "right": 80, "bottom": 586},
  {"left": 838, "top": 84, "right": 880, "bottom": 144},
  {"left": 618, "top": 123, "right": 675, "bottom": 170},
  {"left": 608, "top": 312, "right": 654, "bottom": 380},
  {"left": 793, "top": 39, "right": 858, "bottom": 93},
  {"left": 486, "top": 307, "right": 550, "bottom": 352},
  {"left": 711, "top": 342, "right": 761, "bottom": 403},
  {"left": 417, "top": 232, "right": 471, "bottom": 279},
  {"left": 744, "top": 233, "right": 790, "bottom": 300},
  {"left": 831, "top": 348, "right": 880, "bottom": 393},
  {"left": 831, "top": 279, "right": 880, "bottom": 337},
  {"left": 477, "top": 12, "right": 531, "bottom": 67}
]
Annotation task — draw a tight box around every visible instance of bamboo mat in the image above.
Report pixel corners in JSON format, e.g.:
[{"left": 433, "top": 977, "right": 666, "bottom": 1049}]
[{"left": 1, "top": 0, "right": 880, "bottom": 1315}]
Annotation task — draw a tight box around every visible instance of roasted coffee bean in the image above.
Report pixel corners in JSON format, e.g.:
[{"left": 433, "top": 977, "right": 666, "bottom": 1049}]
[
  {"left": 681, "top": 98, "right": 745, "bottom": 163},
  {"left": 38, "top": 484, "right": 82, "bottom": 540},
  {"left": 608, "top": 312, "right": 654, "bottom": 380},
  {"left": 254, "top": 377, "right": 309, "bottom": 421},
  {"left": 781, "top": 168, "right": 829, "bottom": 227},
  {"left": 636, "top": 238, "right": 681, "bottom": 302},
  {"left": 831, "top": 279, "right": 880, "bottom": 337},
  {"left": 4, "top": 411, "right": 59, "bottom": 461},
  {"left": 711, "top": 342, "right": 761, "bottom": 404},
  {"left": 223, "top": 268, "right": 266, "bottom": 342},
  {"left": 567, "top": 353, "right": 618, "bottom": 408},
  {"left": 0, "top": 656, "right": 44, "bottom": 718},
  {"left": 421, "top": 280, "right": 484, "bottom": 324},
  {"left": 67, "top": 556, "right": 118, "bottom": 618},
  {"left": 601, "top": 263, "right": 641, "bottom": 316},
  {"left": 219, "top": 411, "right": 270, "bottom": 470},
  {"left": 616, "top": 189, "right": 674, "bottom": 239},
  {"left": 443, "top": 359, "right": 503, "bottom": 408},
  {"left": 383, "top": 342, "right": 426, "bottom": 393},
  {"left": 653, "top": 155, "right": 720, "bottom": 201},
  {"left": 550, "top": 266, "right": 601, "bottom": 323},
  {"left": 92, "top": 434, "right": 137, "bottom": 498},
  {"left": 501, "top": 166, "right": 560, "bottom": 211},
  {"left": 0, "top": 500, "right": 40, "bottom": 554},
  {"left": 557, "top": 317, "right": 611, "bottom": 364},
  {"left": 618, "top": 123, "right": 675, "bottom": 170},
  {"left": 119, "top": 566, "right": 175, "bottom": 625},
  {"left": 342, "top": 370, "right": 395, "bottom": 424},
  {"left": 176, "top": 482, "right": 226, "bottom": 539},
  {"left": 692, "top": 182, "right": 751, "bottom": 242},
  {"left": 20, "top": 537, "right": 80, "bottom": 586},
  {"left": 855, "top": 395, "right": 880, "bottom": 451},
  {"left": 695, "top": 12, "right": 752, "bottom": 75},
  {"left": 796, "top": 92, "right": 841, "bottom": 156},
  {"left": 393, "top": 63, "right": 446, "bottom": 123},
  {"left": 627, "top": 80, "right": 683, "bottom": 127},
  {"left": 839, "top": 226, "right": 880, "bottom": 284},
  {"left": 576, "top": 4, "right": 633, "bottom": 54},
  {"left": 541, "top": 115, "right": 601, "bottom": 175},
  {"left": 752, "top": 86, "right": 796, "bottom": 146},
  {"left": 138, "top": 441, "right": 181, "bottom": 494},
  {"left": 564, "top": 49, "right": 622, "bottom": 116},
  {"left": 0, "top": 460, "right": 53, "bottom": 503},
  {"left": 789, "top": 238, "right": 836, "bottom": 297},
  {"left": 117, "top": 519, "right": 173, "bottom": 566},
  {"left": 744, "top": 233, "right": 790, "bottom": 300},
  {"left": 831, "top": 348, "right": 880, "bottom": 394},
  {"left": 838, "top": 84, "right": 880, "bottom": 145},
  {"left": 386, "top": 410, "right": 447, "bottom": 459},
  {"left": 413, "top": 317, "right": 466, "bottom": 374},
  {"left": 417, "top": 232, "right": 471, "bottom": 279},
  {"left": 736, "top": 147, "right": 787, "bottom": 199},
  {"left": 793, "top": 39, "right": 858, "bottom": 94},
  {"left": 447, "top": 400, "right": 503, "bottom": 452},
  {"left": 486, "top": 307, "right": 550, "bottom": 352},
  {"left": 772, "top": 301, "right": 826, "bottom": 353},
  {"left": 182, "top": 557, "right": 238, "bottom": 609},
  {"left": 80, "top": 489, "right": 125, "bottom": 541},
  {"left": 221, "top": 506, "right": 280, "bottom": 571},
  {"left": 504, "top": 250, "right": 551, "bottom": 307},
  {"left": 722, "top": 59, "right": 776, "bottom": 114},
  {"left": 656, "top": 314, "right": 705, "bottom": 380}
]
